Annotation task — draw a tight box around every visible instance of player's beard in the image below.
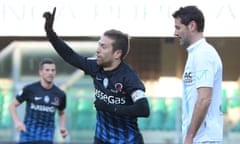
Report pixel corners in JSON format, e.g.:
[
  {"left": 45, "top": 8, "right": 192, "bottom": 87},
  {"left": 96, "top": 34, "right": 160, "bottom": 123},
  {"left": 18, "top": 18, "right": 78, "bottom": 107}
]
[
  {"left": 40, "top": 77, "right": 54, "bottom": 89},
  {"left": 44, "top": 76, "right": 54, "bottom": 85},
  {"left": 179, "top": 38, "right": 190, "bottom": 47},
  {"left": 97, "top": 60, "right": 112, "bottom": 68},
  {"left": 97, "top": 57, "right": 112, "bottom": 68}
]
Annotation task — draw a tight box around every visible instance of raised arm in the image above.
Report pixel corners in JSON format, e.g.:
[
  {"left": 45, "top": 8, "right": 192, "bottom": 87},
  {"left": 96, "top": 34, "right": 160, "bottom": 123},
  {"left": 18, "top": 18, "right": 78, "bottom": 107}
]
[{"left": 42, "top": 7, "right": 88, "bottom": 70}]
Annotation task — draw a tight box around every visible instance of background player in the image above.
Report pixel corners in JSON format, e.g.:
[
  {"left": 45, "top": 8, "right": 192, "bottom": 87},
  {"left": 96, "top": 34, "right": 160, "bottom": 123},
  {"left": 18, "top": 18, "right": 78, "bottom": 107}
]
[
  {"left": 172, "top": 5, "right": 223, "bottom": 144},
  {"left": 43, "top": 7, "right": 150, "bottom": 144},
  {"left": 9, "top": 58, "right": 68, "bottom": 144}
]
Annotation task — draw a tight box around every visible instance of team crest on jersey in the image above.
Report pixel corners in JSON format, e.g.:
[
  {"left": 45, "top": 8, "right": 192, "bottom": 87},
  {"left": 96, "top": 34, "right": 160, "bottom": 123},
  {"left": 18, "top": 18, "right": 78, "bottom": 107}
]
[
  {"left": 44, "top": 95, "right": 50, "bottom": 103},
  {"left": 52, "top": 97, "right": 60, "bottom": 106},
  {"left": 183, "top": 72, "right": 192, "bottom": 84},
  {"left": 103, "top": 78, "right": 109, "bottom": 88},
  {"left": 115, "top": 83, "right": 123, "bottom": 92}
]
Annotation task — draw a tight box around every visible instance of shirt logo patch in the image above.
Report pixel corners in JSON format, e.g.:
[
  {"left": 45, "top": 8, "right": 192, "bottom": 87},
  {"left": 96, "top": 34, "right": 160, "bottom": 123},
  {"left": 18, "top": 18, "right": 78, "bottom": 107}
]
[
  {"left": 96, "top": 76, "right": 102, "bottom": 81},
  {"left": 34, "top": 96, "right": 42, "bottom": 101},
  {"left": 115, "top": 83, "right": 123, "bottom": 92},
  {"left": 184, "top": 72, "right": 192, "bottom": 84},
  {"left": 44, "top": 95, "right": 50, "bottom": 103},
  {"left": 195, "top": 69, "right": 208, "bottom": 81},
  {"left": 103, "top": 78, "right": 109, "bottom": 88},
  {"left": 52, "top": 97, "right": 60, "bottom": 106}
]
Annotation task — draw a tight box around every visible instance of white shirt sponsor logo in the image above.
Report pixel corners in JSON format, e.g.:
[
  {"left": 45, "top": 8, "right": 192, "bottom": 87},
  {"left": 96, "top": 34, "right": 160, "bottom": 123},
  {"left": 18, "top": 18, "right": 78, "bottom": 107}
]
[
  {"left": 95, "top": 89, "right": 126, "bottom": 104},
  {"left": 30, "top": 103, "right": 56, "bottom": 113},
  {"left": 34, "top": 96, "right": 42, "bottom": 101}
]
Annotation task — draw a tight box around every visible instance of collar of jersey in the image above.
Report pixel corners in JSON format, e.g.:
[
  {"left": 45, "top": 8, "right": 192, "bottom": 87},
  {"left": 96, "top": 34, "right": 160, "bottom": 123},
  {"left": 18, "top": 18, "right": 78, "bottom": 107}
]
[{"left": 187, "top": 38, "right": 205, "bottom": 53}]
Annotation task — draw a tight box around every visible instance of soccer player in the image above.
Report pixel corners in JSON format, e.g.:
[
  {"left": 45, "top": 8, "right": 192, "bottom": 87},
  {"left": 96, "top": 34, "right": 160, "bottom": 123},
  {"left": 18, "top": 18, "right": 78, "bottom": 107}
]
[
  {"left": 43, "top": 7, "right": 150, "bottom": 144},
  {"left": 172, "top": 6, "right": 223, "bottom": 144},
  {"left": 9, "top": 58, "right": 68, "bottom": 144}
]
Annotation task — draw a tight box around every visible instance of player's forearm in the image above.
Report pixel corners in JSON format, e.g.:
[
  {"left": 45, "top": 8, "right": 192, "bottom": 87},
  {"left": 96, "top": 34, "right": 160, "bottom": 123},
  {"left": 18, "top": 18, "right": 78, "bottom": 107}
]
[
  {"left": 115, "top": 98, "right": 150, "bottom": 117},
  {"left": 58, "top": 111, "right": 66, "bottom": 129},
  {"left": 95, "top": 98, "right": 150, "bottom": 117},
  {"left": 47, "top": 32, "right": 74, "bottom": 60},
  {"left": 47, "top": 32, "right": 88, "bottom": 70},
  {"left": 9, "top": 104, "right": 21, "bottom": 124},
  {"left": 187, "top": 88, "right": 212, "bottom": 139}
]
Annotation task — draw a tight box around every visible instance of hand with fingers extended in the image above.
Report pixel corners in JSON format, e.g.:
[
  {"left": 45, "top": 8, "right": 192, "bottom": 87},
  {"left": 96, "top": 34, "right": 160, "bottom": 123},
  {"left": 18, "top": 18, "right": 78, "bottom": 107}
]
[{"left": 43, "top": 7, "right": 56, "bottom": 34}]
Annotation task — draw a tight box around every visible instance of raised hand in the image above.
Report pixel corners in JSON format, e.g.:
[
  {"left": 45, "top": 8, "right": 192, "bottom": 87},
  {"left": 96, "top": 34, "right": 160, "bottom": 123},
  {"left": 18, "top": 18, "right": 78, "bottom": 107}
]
[{"left": 43, "top": 7, "right": 56, "bottom": 33}]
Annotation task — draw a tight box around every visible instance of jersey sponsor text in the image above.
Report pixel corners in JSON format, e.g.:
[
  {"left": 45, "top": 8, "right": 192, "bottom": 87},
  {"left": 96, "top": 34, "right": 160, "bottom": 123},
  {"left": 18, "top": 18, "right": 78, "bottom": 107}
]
[
  {"left": 30, "top": 103, "right": 56, "bottom": 113},
  {"left": 95, "top": 89, "right": 126, "bottom": 104}
]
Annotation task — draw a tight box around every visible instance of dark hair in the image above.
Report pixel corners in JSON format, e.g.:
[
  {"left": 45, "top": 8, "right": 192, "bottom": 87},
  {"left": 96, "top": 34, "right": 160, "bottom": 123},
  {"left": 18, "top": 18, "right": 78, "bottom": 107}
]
[
  {"left": 172, "top": 5, "right": 204, "bottom": 32},
  {"left": 104, "top": 29, "right": 130, "bottom": 59},
  {"left": 39, "top": 58, "right": 55, "bottom": 70}
]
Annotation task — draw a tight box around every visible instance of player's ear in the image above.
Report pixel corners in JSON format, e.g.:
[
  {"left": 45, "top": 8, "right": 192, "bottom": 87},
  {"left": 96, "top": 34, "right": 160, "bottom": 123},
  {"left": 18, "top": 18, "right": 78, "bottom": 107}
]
[
  {"left": 188, "top": 20, "right": 197, "bottom": 32},
  {"left": 114, "top": 49, "right": 122, "bottom": 59},
  {"left": 38, "top": 69, "right": 42, "bottom": 76}
]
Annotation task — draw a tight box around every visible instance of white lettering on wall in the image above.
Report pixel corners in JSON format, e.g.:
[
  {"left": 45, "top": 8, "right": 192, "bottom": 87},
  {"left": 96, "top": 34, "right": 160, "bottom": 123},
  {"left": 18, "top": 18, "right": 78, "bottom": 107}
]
[{"left": 0, "top": 0, "right": 239, "bottom": 36}]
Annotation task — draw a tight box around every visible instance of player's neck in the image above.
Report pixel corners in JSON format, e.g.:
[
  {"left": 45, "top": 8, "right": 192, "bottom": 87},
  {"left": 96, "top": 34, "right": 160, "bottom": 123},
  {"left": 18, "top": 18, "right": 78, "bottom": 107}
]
[
  {"left": 103, "top": 60, "right": 121, "bottom": 71},
  {"left": 190, "top": 32, "right": 203, "bottom": 45},
  {"left": 40, "top": 80, "right": 53, "bottom": 89}
]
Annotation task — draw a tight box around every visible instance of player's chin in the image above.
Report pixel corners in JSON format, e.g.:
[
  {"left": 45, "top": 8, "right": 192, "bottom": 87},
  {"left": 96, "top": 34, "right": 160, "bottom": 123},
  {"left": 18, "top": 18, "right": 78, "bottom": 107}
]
[
  {"left": 96, "top": 60, "right": 103, "bottom": 66},
  {"left": 179, "top": 40, "right": 185, "bottom": 46}
]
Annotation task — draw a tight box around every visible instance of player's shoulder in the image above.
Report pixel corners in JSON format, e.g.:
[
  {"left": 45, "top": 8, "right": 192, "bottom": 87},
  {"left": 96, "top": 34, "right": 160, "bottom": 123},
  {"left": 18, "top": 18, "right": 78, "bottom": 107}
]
[
  {"left": 121, "top": 62, "right": 138, "bottom": 75},
  {"left": 120, "top": 62, "right": 134, "bottom": 71},
  {"left": 24, "top": 81, "right": 41, "bottom": 89},
  {"left": 52, "top": 85, "right": 66, "bottom": 95},
  {"left": 116, "top": 62, "right": 141, "bottom": 83}
]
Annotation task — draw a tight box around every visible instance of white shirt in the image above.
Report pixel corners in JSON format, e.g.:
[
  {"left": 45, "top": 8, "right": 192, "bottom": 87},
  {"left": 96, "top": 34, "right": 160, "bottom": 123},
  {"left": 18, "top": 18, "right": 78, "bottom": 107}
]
[{"left": 182, "top": 38, "right": 223, "bottom": 142}]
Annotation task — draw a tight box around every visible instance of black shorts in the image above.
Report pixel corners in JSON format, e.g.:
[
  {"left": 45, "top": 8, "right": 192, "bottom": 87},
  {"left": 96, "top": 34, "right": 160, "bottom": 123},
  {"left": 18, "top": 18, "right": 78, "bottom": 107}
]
[{"left": 94, "top": 137, "right": 109, "bottom": 144}]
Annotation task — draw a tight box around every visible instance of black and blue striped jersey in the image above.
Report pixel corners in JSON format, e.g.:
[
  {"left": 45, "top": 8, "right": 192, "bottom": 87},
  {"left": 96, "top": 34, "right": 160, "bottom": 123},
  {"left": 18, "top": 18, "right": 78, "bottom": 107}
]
[
  {"left": 16, "top": 81, "right": 66, "bottom": 143},
  {"left": 48, "top": 33, "right": 146, "bottom": 144},
  {"left": 93, "top": 63, "right": 145, "bottom": 143}
]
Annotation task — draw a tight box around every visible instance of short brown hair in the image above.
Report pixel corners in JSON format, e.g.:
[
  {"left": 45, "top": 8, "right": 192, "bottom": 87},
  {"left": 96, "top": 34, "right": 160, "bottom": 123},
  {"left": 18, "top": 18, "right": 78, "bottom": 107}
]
[
  {"left": 172, "top": 5, "right": 205, "bottom": 32},
  {"left": 104, "top": 29, "right": 130, "bottom": 59},
  {"left": 39, "top": 58, "right": 55, "bottom": 70}
]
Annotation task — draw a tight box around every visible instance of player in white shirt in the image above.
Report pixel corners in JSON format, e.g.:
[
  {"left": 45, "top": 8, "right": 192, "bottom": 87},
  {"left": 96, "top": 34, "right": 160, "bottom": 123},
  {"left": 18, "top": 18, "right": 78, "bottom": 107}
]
[{"left": 172, "top": 6, "right": 223, "bottom": 144}]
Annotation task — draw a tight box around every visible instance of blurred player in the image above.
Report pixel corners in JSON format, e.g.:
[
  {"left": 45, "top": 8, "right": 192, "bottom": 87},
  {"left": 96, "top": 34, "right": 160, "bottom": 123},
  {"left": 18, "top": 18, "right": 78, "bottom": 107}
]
[
  {"left": 9, "top": 58, "right": 68, "bottom": 144},
  {"left": 43, "top": 7, "right": 150, "bottom": 144},
  {"left": 172, "top": 6, "right": 223, "bottom": 144}
]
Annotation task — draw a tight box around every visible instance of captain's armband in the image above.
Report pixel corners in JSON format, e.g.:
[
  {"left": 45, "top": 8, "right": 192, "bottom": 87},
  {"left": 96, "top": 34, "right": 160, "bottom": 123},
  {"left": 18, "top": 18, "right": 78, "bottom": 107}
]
[{"left": 131, "top": 90, "right": 146, "bottom": 102}]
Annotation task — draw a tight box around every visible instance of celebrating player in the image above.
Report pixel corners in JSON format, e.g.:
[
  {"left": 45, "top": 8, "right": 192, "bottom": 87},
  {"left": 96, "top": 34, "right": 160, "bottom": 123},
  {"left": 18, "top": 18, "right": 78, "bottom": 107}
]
[{"left": 43, "top": 7, "right": 150, "bottom": 144}]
